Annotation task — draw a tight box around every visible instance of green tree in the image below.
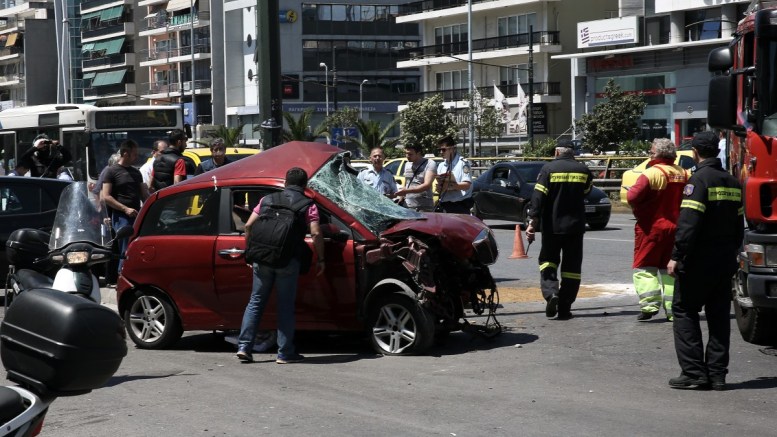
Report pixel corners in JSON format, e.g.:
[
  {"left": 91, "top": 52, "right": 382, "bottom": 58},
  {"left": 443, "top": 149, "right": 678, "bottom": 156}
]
[
  {"left": 351, "top": 118, "right": 400, "bottom": 155},
  {"left": 278, "top": 107, "right": 328, "bottom": 142},
  {"left": 325, "top": 107, "right": 359, "bottom": 131},
  {"left": 400, "top": 94, "right": 458, "bottom": 153},
  {"left": 576, "top": 79, "right": 647, "bottom": 152},
  {"left": 521, "top": 138, "right": 557, "bottom": 157},
  {"left": 464, "top": 94, "right": 505, "bottom": 153}
]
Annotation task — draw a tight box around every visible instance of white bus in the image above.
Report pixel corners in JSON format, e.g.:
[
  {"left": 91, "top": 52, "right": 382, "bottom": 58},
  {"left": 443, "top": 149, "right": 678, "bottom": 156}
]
[{"left": 0, "top": 104, "right": 184, "bottom": 181}]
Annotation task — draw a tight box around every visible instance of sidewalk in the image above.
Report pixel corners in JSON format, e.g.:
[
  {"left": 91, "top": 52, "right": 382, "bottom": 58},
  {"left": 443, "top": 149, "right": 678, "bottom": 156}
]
[{"left": 100, "top": 285, "right": 118, "bottom": 312}]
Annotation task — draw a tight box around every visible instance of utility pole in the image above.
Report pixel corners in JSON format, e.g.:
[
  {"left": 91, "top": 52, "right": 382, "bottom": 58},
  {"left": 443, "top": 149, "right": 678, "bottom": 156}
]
[
  {"left": 332, "top": 47, "right": 338, "bottom": 111},
  {"left": 528, "top": 25, "right": 534, "bottom": 149},
  {"left": 257, "top": 1, "right": 281, "bottom": 148},
  {"left": 467, "top": 0, "right": 474, "bottom": 156}
]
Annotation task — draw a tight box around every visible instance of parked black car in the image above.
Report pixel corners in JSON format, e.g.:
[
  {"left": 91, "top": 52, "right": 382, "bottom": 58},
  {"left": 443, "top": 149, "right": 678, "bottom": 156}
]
[
  {"left": 472, "top": 161, "right": 611, "bottom": 230},
  {"left": 0, "top": 177, "right": 71, "bottom": 279}
]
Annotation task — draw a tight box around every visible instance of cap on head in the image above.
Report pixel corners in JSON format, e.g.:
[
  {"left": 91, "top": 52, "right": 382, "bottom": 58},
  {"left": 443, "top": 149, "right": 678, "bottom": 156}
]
[
  {"left": 34, "top": 133, "right": 49, "bottom": 141},
  {"left": 691, "top": 131, "right": 719, "bottom": 157}
]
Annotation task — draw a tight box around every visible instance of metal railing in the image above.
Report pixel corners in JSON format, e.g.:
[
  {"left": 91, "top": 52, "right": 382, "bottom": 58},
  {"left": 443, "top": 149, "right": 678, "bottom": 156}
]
[
  {"left": 400, "top": 31, "right": 559, "bottom": 61},
  {"left": 398, "top": 0, "right": 499, "bottom": 15},
  {"left": 142, "top": 11, "right": 210, "bottom": 32},
  {"left": 83, "top": 53, "right": 130, "bottom": 69},
  {"left": 140, "top": 79, "right": 212, "bottom": 95},
  {"left": 398, "top": 83, "right": 561, "bottom": 104},
  {"left": 140, "top": 44, "right": 211, "bottom": 62}
]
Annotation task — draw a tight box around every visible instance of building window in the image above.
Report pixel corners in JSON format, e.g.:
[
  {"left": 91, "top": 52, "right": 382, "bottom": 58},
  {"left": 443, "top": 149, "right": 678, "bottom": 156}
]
[
  {"left": 436, "top": 70, "right": 469, "bottom": 91},
  {"left": 497, "top": 13, "right": 536, "bottom": 36},
  {"left": 685, "top": 8, "right": 721, "bottom": 41},
  {"left": 645, "top": 15, "right": 670, "bottom": 45}
]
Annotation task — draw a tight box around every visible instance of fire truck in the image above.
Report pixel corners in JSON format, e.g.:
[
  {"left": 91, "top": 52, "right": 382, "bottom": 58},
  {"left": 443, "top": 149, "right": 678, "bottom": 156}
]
[{"left": 707, "top": 0, "right": 777, "bottom": 346}]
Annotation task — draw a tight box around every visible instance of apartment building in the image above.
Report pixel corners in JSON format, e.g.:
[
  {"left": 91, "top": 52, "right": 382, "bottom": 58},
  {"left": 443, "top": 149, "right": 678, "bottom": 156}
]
[
  {"left": 138, "top": 0, "right": 217, "bottom": 125},
  {"left": 0, "top": 0, "right": 58, "bottom": 109},
  {"left": 555, "top": 0, "right": 751, "bottom": 144},
  {"left": 396, "top": 0, "right": 618, "bottom": 152}
]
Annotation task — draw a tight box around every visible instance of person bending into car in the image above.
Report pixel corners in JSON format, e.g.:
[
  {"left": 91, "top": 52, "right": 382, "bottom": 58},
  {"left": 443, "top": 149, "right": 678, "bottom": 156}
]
[
  {"left": 627, "top": 138, "right": 688, "bottom": 322},
  {"left": 525, "top": 140, "right": 593, "bottom": 320},
  {"left": 151, "top": 129, "right": 188, "bottom": 191},
  {"left": 195, "top": 138, "right": 232, "bottom": 175},
  {"left": 236, "top": 167, "right": 325, "bottom": 364},
  {"left": 19, "top": 134, "right": 72, "bottom": 178},
  {"left": 101, "top": 140, "right": 149, "bottom": 281},
  {"left": 435, "top": 136, "right": 474, "bottom": 214},
  {"left": 395, "top": 143, "right": 437, "bottom": 212}
]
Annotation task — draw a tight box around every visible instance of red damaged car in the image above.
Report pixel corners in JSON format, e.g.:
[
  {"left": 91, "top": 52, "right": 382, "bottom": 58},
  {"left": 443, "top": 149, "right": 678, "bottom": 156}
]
[{"left": 117, "top": 141, "right": 499, "bottom": 355}]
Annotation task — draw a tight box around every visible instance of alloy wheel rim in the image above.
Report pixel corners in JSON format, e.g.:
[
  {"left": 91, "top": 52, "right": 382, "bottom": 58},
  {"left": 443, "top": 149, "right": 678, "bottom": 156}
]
[{"left": 372, "top": 303, "right": 417, "bottom": 354}]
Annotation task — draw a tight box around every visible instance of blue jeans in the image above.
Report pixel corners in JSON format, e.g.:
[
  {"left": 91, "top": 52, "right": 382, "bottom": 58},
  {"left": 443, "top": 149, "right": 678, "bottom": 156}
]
[
  {"left": 111, "top": 211, "right": 134, "bottom": 274},
  {"left": 238, "top": 258, "right": 300, "bottom": 356}
]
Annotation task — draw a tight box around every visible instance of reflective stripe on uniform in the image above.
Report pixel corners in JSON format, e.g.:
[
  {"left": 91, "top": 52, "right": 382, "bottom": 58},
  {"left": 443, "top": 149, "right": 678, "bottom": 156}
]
[
  {"left": 638, "top": 289, "right": 661, "bottom": 299},
  {"left": 539, "top": 262, "right": 558, "bottom": 271},
  {"left": 680, "top": 199, "right": 706, "bottom": 212},
  {"left": 550, "top": 173, "right": 589, "bottom": 183},
  {"left": 535, "top": 183, "right": 548, "bottom": 194},
  {"left": 560, "top": 271, "right": 581, "bottom": 280},
  {"left": 707, "top": 187, "right": 741, "bottom": 202}
]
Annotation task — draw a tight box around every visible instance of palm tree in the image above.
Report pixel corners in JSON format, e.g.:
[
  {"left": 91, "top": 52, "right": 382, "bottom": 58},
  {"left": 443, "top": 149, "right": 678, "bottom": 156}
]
[
  {"left": 268, "top": 107, "right": 328, "bottom": 142},
  {"left": 350, "top": 118, "right": 399, "bottom": 155},
  {"left": 191, "top": 124, "right": 245, "bottom": 148}
]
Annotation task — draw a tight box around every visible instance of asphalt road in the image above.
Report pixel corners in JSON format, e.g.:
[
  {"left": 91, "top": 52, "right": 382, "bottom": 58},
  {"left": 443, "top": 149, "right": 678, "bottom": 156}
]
[{"left": 3, "top": 213, "right": 777, "bottom": 436}]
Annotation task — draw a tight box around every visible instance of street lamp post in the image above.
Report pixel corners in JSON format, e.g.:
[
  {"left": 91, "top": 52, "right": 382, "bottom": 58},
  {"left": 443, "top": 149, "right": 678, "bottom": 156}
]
[
  {"left": 359, "top": 79, "right": 368, "bottom": 119},
  {"left": 319, "top": 62, "right": 329, "bottom": 117}
]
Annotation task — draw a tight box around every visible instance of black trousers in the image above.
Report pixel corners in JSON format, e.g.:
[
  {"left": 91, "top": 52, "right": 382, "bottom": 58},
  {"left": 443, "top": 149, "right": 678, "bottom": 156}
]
[
  {"left": 437, "top": 198, "right": 474, "bottom": 214},
  {"left": 672, "top": 271, "right": 731, "bottom": 380},
  {"left": 538, "top": 232, "right": 584, "bottom": 310}
]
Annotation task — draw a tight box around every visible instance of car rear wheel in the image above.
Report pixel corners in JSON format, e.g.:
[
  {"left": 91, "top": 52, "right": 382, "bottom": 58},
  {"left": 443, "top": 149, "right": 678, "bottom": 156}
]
[
  {"left": 124, "top": 289, "right": 183, "bottom": 349},
  {"left": 587, "top": 220, "right": 608, "bottom": 230},
  {"left": 368, "top": 292, "right": 435, "bottom": 356}
]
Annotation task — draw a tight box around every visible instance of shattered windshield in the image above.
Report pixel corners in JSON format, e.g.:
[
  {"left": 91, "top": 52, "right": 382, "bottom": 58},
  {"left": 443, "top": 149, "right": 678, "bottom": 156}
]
[{"left": 309, "top": 152, "right": 423, "bottom": 235}]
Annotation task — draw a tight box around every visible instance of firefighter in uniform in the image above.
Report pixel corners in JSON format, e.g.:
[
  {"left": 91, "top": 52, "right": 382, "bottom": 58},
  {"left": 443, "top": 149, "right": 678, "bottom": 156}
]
[
  {"left": 667, "top": 131, "right": 743, "bottom": 391},
  {"left": 526, "top": 141, "right": 593, "bottom": 320},
  {"left": 627, "top": 138, "right": 688, "bottom": 321}
]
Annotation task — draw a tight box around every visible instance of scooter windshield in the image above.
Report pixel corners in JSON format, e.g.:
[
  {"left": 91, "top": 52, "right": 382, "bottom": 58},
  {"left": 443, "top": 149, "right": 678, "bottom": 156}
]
[{"left": 49, "top": 181, "right": 112, "bottom": 250}]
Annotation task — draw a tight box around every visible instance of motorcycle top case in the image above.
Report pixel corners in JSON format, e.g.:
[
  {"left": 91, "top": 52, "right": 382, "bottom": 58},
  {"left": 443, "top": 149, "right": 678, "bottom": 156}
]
[
  {"left": 0, "top": 288, "right": 127, "bottom": 396},
  {"left": 5, "top": 228, "right": 51, "bottom": 270}
]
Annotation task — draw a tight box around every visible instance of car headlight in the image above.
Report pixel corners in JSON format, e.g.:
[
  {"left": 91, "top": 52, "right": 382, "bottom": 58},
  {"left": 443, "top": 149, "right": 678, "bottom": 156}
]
[
  {"left": 745, "top": 244, "right": 777, "bottom": 267},
  {"left": 599, "top": 197, "right": 611, "bottom": 204},
  {"left": 472, "top": 228, "right": 498, "bottom": 265},
  {"left": 65, "top": 251, "right": 90, "bottom": 265}
]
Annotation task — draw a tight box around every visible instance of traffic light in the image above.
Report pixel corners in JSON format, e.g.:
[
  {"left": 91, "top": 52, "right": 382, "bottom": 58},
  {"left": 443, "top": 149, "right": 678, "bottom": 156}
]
[{"left": 282, "top": 74, "right": 299, "bottom": 99}]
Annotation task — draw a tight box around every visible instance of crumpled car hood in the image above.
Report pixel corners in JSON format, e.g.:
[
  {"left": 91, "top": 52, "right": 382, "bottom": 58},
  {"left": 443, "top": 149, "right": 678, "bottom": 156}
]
[{"left": 381, "top": 213, "right": 487, "bottom": 259}]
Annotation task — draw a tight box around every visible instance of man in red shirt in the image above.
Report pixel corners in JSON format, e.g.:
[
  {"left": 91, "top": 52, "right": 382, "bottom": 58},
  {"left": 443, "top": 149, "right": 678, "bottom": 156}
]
[{"left": 627, "top": 138, "right": 688, "bottom": 321}]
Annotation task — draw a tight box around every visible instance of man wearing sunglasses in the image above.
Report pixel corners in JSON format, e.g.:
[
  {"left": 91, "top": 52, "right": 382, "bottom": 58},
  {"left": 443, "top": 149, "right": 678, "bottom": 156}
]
[{"left": 434, "top": 136, "right": 473, "bottom": 214}]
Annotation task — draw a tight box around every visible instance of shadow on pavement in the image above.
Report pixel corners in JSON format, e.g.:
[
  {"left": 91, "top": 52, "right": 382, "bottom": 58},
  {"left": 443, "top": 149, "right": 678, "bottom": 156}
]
[
  {"left": 105, "top": 371, "right": 191, "bottom": 387},
  {"left": 428, "top": 330, "right": 539, "bottom": 357},
  {"left": 727, "top": 376, "right": 777, "bottom": 390}
]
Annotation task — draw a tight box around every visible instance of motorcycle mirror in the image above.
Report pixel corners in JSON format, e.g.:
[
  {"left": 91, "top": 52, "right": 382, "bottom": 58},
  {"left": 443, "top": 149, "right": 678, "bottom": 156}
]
[{"left": 114, "top": 226, "right": 134, "bottom": 241}]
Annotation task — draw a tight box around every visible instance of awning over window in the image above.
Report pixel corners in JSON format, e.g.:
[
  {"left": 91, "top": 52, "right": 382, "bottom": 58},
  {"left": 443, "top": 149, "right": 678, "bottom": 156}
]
[
  {"left": 166, "top": 0, "right": 193, "bottom": 12},
  {"left": 82, "top": 72, "right": 96, "bottom": 80},
  {"left": 103, "top": 37, "right": 124, "bottom": 55},
  {"left": 100, "top": 6, "right": 123, "bottom": 21},
  {"left": 5, "top": 33, "right": 17, "bottom": 47},
  {"left": 92, "top": 69, "right": 126, "bottom": 87},
  {"left": 81, "top": 42, "right": 94, "bottom": 52}
]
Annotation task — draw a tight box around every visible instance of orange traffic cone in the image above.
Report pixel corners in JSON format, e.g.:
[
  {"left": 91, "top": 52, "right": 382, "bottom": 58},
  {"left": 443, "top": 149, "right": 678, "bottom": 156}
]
[{"left": 508, "top": 225, "right": 529, "bottom": 259}]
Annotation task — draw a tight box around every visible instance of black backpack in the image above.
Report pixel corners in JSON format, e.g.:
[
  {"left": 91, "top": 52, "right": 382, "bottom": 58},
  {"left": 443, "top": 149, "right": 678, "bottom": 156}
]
[{"left": 245, "top": 192, "right": 312, "bottom": 268}]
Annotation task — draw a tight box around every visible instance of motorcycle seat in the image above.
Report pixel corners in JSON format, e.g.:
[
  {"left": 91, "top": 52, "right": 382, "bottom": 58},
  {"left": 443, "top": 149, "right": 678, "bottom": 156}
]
[
  {"left": 0, "top": 386, "right": 26, "bottom": 424},
  {"left": 15, "top": 269, "right": 54, "bottom": 290}
]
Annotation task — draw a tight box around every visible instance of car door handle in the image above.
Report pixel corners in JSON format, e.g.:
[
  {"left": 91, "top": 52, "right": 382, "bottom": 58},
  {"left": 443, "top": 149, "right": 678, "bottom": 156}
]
[{"left": 218, "top": 248, "right": 245, "bottom": 259}]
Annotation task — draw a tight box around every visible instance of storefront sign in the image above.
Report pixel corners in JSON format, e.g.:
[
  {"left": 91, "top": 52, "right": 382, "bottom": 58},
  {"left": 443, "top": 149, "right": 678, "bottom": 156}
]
[
  {"left": 588, "top": 55, "right": 634, "bottom": 72},
  {"left": 531, "top": 104, "right": 547, "bottom": 134},
  {"left": 578, "top": 16, "right": 638, "bottom": 48}
]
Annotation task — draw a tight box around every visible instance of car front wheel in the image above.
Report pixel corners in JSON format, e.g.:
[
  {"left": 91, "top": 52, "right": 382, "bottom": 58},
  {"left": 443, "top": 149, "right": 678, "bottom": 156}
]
[
  {"left": 368, "top": 292, "right": 435, "bottom": 356},
  {"left": 124, "top": 289, "right": 183, "bottom": 349}
]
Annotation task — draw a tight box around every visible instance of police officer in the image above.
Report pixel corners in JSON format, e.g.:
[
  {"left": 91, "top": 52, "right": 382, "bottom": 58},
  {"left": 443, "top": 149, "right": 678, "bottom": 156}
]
[
  {"left": 525, "top": 140, "right": 593, "bottom": 320},
  {"left": 152, "top": 129, "right": 188, "bottom": 191},
  {"left": 667, "top": 130, "right": 743, "bottom": 391},
  {"left": 435, "top": 136, "right": 473, "bottom": 214}
]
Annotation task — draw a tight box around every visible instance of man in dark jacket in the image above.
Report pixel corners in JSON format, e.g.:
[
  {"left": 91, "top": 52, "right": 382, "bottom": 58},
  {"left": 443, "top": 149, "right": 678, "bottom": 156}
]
[
  {"left": 151, "top": 129, "right": 188, "bottom": 190},
  {"left": 667, "top": 131, "right": 744, "bottom": 391},
  {"left": 195, "top": 138, "right": 232, "bottom": 175},
  {"left": 525, "top": 140, "right": 593, "bottom": 320},
  {"left": 19, "top": 134, "right": 72, "bottom": 178}
]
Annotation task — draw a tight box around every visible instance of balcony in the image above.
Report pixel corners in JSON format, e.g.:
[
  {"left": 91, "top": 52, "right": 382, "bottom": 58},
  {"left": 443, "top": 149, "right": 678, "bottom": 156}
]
[
  {"left": 0, "top": 73, "right": 23, "bottom": 86},
  {"left": 401, "top": 31, "right": 558, "bottom": 62},
  {"left": 80, "top": 0, "right": 130, "bottom": 11},
  {"left": 83, "top": 82, "right": 135, "bottom": 98},
  {"left": 0, "top": 17, "right": 23, "bottom": 31},
  {"left": 397, "top": 82, "right": 560, "bottom": 104},
  {"left": 139, "top": 44, "right": 212, "bottom": 66},
  {"left": 140, "top": 79, "right": 212, "bottom": 97},
  {"left": 140, "top": 11, "right": 210, "bottom": 34},
  {"left": 0, "top": 46, "right": 22, "bottom": 58},
  {"left": 397, "top": 0, "right": 547, "bottom": 22},
  {"left": 82, "top": 22, "right": 134, "bottom": 40},
  {"left": 82, "top": 52, "right": 134, "bottom": 70}
]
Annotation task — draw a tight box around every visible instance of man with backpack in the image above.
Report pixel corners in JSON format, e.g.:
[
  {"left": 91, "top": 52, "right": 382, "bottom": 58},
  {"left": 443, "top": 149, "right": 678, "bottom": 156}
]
[{"left": 236, "top": 167, "right": 325, "bottom": 364}]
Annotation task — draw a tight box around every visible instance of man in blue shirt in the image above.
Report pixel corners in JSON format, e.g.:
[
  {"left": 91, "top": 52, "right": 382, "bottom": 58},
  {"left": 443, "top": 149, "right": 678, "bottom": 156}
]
[
  {"left": 358, "top": 147, "right": 397, "bottom": 197},
  {"left": 435, "top": 136, "right": 473, "bottom": 214}
]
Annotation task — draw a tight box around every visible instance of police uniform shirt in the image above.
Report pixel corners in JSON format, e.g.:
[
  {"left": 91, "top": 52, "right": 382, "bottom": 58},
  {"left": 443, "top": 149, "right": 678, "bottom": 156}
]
[
  {"left": 358, "top": 165, "right": 398, "bottom": 196},
  {"left": 436, "top": 153, "right": 473, "bottom": 202}
]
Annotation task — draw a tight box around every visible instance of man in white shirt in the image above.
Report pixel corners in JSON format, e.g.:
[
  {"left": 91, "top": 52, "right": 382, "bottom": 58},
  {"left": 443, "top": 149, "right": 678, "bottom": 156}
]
[
  {"left": 140, "top": 139, "right": 168, "bottom": 191},
  {"left": 716, "top": 129, "right": 727, "bottom": 171},
  {"left": 358, "top": 147, "right": 397, "bottom": 196}
]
